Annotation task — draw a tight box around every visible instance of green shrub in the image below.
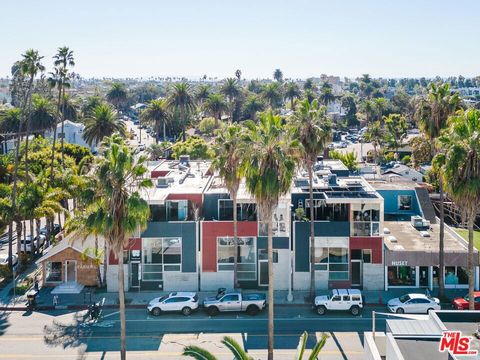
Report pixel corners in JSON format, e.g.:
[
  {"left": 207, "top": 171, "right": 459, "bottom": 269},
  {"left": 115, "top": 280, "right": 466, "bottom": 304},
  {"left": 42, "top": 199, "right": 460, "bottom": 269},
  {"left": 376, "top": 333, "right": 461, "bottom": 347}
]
[
  {"left": 401, "top": 155, "right": 411, "bottom": 165},
  {"left": 384, "top": 152, "right": 396, "bottom": 163},
  {"left": 172, "top": 136, "right": 214, "bottom": 160},
  {"left": 198, "top": 117, "right": 219, "bottom": 136}
]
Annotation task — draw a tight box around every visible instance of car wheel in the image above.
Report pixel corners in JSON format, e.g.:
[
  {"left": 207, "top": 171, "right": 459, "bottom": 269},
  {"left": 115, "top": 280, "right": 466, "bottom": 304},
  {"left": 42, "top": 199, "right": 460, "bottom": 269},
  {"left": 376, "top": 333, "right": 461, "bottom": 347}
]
[
  {"left": 151, "top": 307, "right": 161, "bottom": 316},
  {"left": 207, "top": 306, "right": 219, "bottom": 316},
  {"left": 396, "top": 308, "right": 405, "bottom": 314},
  {"left": 182, "top": 307, "right": 192, "bottom": 316},
  {"left": 350, "top": 306, "right": 360, "bottom": 316},
  {"left": 246, "top": 305, "right": 259, "bottom": 316},
  {"left": 316, "top": 305, "right": 327, "bottom": 315}
]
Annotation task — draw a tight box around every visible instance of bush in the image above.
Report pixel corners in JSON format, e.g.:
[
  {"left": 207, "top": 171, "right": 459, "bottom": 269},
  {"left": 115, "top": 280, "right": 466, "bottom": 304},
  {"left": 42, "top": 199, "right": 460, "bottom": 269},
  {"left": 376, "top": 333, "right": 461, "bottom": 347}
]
[
  {"left": 401, "top": 155, "right": 411, "bottom": 165},
  {"left": 198, "top": 117, "right": 219, "bottom": 136},
  {"left": 384, "top": 152, "right": 396, "bottom": 163},
  {"left": 172, "top": 136, "right": 214, "bottom": 160}
]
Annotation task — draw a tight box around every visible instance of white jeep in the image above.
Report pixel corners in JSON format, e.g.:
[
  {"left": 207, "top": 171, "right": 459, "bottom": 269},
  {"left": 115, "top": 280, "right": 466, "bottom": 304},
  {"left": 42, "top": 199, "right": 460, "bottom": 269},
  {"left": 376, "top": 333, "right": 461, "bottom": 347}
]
[{"left": 314, "top": 289, "right": 363, "bottom": 316}]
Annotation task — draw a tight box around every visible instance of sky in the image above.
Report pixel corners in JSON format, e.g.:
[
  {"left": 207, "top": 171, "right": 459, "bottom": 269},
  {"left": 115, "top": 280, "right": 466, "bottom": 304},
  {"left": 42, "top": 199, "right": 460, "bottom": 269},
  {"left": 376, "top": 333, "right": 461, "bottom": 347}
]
[{"left": 1, "top": 0, "right": 479, "bottom": 79}]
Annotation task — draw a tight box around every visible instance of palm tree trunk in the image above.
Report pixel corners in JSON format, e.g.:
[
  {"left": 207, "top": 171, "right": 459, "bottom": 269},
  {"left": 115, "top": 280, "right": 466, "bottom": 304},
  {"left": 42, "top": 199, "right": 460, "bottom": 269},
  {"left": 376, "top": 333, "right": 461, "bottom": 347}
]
[
  {"left": 95, "top": 235, "right": 102, "bottom": 287},
  {"left": 163, "top": 121, "right": 166, "bottom": 142},
  {"left": 308, "top": 165, "right": 316, "bottom": 301},
  {"left": 438, "top": 177, "right": 445, "bottom": 299},
  {"left": 467, "top": 219, "right": 475, "bottom": 310},
  {"left": 24, "top": 76, "right": 34, "bottom": 187},
  {"left": 117, "top": 247, "right": 127, "bottom": 360},
  {"left": 267, "top": 216, "right": 274, "bottom": 360},
  {"left": 103, "top": 243, "right": 108, "bottom": 289},
  {"left": 49, "top": 84, "right": 62, "bottom": 186},
  {"left": 61, "top": 86, "right": 66, "bottom": 168},
  {"left": 30, "top": 219, "right": 35, "bottom": 255},
  {"left": 7, "top": 222, "right": 13, "bottom": 269},
  {"left": 232, "top": 193, "right": 239, "bottom": 288},
  {"left": 16, "top": 220, "right": 22, "bottom": 255},
  {"left": 290, "top": 98, "right": 294, "bottom": 111}
]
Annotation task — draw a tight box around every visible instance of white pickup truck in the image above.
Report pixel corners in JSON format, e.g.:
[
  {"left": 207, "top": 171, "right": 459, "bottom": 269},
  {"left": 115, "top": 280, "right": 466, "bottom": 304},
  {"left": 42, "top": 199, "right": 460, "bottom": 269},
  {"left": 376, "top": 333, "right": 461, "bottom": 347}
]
[
  {"left": 203, "top": 288, "right": 266, "bottom": 316},
  {"left": 314, "top": 289, "right": 364, "bottom": 316}
]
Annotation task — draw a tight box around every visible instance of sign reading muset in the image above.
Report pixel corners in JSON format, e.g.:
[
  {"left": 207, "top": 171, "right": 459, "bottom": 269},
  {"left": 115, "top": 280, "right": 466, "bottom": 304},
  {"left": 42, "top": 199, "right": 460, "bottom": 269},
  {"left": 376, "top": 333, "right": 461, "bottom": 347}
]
[{"left": 391, "top": 260, "right": 408, "bottom": 266}]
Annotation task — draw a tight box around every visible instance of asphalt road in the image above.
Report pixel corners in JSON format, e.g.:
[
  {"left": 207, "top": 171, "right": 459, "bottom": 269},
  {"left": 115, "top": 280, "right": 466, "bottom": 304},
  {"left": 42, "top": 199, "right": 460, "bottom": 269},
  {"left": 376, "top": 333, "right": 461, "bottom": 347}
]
[{"left": 0, "top": 306, "right": 390, "bottom": 359}]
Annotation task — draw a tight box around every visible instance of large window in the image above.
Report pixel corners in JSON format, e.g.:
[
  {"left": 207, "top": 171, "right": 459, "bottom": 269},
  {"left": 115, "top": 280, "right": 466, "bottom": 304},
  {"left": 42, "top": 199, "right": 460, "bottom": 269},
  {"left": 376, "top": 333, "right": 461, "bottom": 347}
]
[
  {"left": 445, "top": 266, "right": 468, "bottom": 285},
  {"left": 388, "top": 266, "right": 416, "bottom": 286},
  {"left": 398, "top": 195, "right": 412, "bottom": 211},
  {"left": 46, "top": 261, "right": 62, "bottom": 282},
  {"left": 352, "top": 204, "right": 380, "bottom": 236},
  {"left": 150, "top": 200, "right": 191, "bottom": 221},
  {"left": 217, "top": 237, "right": 256, "bottom": 280},
  {"left": 218, "top": 200, "right": 257, "bottom": 221},
  {"left": 142, "top": 237, "right": 182, "bottom": 281},
  {"left": 314, "top": 241, "right": 349, "bottom": 280},
  {"left": 306, "top": 200, "right": 348, "bottom": 221}
]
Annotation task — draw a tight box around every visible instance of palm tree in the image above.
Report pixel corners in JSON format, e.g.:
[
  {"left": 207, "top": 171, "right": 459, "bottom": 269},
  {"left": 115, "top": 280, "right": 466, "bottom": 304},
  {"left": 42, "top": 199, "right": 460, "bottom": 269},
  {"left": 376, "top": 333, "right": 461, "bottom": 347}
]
[
  {"left": 106, "top": 82, "right": 128, "bottom": 110},
  {"left": 261, "top": 83, "right": 283, "bottom": 110},
  {"left": 220, "top": 78, "right": 240, "bottom": 121},
  {"left": 82, "top": 95, "right": 104, "bottom": 117},
  {"left": 203, "top": 93, "right": 228, "bottom": 127},
  {"left": 183, "top": 336, "right": 252, "bottom": 360},
  {"left": 83, "top": 104, "right": 126, "bottom": 147},
  {"left": 235, "top": 69, "right": 242, "bottom": 81},
  {"left": 363, "top": 121, "right": 383, "bottom": 164},
  {"left": 303, "top": 78, "right": 316, "bottom": 92},
  {"left": 289, "top": 99, "right": 332, "bottom": 300},
  {"left": 437, "top": 108, "right": 480, "bottom": 310},
  {"left": 53, "top": 47, "right": 75, "bottom": 168},
  {"left": 285, "top": 81, "right": 301, "bottom": 110},
  {"left": 213, "top": 124, "right": 244, "bottom": 288},
  {"left": 415, "top": 82, "right": 460, "bottom": 299},
  {"left": 319, "top": 84, "right": 336, "bottom": 107},
  {"left": 273, "top": 69, "right": 283, "bottom": 83},
  {"left": 30, "top": 94, "right": 56, "bottom": 135},
  {"left": 141, "top": 99, "right": 169, "bottom": 142},
  {"left": 242, "top": 112, "right": 298, "bottom": 360},
  {"left": 85, "top": 135, "right": 152, "bottom": 360},
  {"left": 383, "top": 114, "right": 407, "bottom": 153},
  {"left": 166, "top": 82, "right": 196, "bottom": 141},
  {"left": 295, "top": 332, "right": 328, "bottom": 360},
  {"left": 61, "top": 93, "right": 79, "bottom": 122},
  {"left": 195, "top": 84, "right": 211, "bottom": 105},
  {"left": 0, "top": 184, "right": 14, "bottom": 268},
  {"left": 243, "top": 95, "right": 264, "bottom": 121}
]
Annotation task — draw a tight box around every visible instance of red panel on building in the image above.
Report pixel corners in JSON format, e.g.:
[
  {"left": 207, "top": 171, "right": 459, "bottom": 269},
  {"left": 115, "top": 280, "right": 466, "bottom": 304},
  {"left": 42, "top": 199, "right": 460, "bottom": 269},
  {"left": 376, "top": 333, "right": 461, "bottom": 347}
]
[
  {"left": 109, "top": 238, "right": 141, "bottom": 265},
  {"left": 167, "top": 193, "right": 203, "bottom": 208},
  {"left": 349, "top": 237, "right": 383, "bottom": 264},
  {"left": 202, "top": 221, "right": 258, "bottom": 272},
  {"left": 151, "top": 170, "right": 170, "bottom": 178}
]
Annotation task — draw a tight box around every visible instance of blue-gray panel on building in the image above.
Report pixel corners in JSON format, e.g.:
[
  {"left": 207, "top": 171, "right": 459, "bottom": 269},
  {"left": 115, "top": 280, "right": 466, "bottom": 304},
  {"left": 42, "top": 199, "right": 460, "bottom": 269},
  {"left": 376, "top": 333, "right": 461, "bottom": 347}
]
[
  {"left": 378, "top": 190, "right": 421, "bottom": 216},
  {"left": 142, "top": 221, "right": 197, "bottom": 273},
  {"left": 257, "top": 236, "right": 290, "bottom": 250},
  {"left": 294, "top": 221, "right": 350, "bottom": 272},
  {"left": 203, "top": 193, "right": 230, "bottom": 220}
]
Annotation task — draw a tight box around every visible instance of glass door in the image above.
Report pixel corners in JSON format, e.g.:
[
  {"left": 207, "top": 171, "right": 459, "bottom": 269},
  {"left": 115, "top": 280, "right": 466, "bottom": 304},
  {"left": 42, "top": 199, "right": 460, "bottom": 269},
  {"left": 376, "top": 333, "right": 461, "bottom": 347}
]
[
  {"left": 351, "top": 260, "right": 362, "bottom": 286},
  {"left": 258, "top": 259, "right": 269, "bottom": 286},
  {"left": 130, "top": 262, "right": 140, "bottom": 288}
]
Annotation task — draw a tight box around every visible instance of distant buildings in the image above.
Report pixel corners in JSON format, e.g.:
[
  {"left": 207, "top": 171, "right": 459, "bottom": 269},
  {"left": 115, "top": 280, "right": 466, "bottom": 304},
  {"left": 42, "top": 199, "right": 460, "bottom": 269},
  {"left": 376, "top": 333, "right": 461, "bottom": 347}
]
[{"left": 44, "top": 120, "right": 94, "bottom": 151}]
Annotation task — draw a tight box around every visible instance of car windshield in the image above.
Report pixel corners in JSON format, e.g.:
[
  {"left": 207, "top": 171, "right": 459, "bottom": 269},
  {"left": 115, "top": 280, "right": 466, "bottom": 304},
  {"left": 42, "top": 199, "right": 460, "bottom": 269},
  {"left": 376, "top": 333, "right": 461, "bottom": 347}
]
[
  {"left": 399, "top": 295, "right": 411, "bottom": 303},
  {"left": 158, "top": 296, "right": 168, "bottom": 302}
]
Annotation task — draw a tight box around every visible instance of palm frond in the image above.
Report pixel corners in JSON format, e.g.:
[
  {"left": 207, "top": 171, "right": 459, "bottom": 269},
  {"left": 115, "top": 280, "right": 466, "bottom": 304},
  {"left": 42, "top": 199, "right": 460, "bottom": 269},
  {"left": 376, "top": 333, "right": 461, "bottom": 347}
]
[
  {"left": 221, "top": 336, "right": 252, "bottom": 360},
  {"left": 182, "top": 345, "right": 218, "bottom": 360}
]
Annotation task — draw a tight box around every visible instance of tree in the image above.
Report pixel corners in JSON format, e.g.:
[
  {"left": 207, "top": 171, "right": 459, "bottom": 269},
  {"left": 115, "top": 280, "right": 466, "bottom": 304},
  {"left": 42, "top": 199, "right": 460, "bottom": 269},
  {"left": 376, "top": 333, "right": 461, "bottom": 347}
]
[
  {"left": 410, "top": 136, "right": 433, "bottom": 167},
  {"left": 235, "top": 69, "right": 242, "bottom": 81},
  {"left": 415, "top": 82, "right": 461, "bottom": 299},
  {"left": 285, "top": 81, "right": 301, "bottom": 110},
  {"left": 289, "top": 99, "right": 331, "bottom": 300},
  {"left": 341, "top": 93, "right": 358, "bottom": 126},
  {"left": 438, "top": 108, "right": 480, "bottom": 310},
  {"left": 183, "top": 336, "right": 253, "bottom": 360},
  {"left": 303, "top": 78, "right": 316, "bottom": 92},
  {"left": 243, "top": 95, "right": 264, "bottom": 121},
  {"left": 273, "top": 69, "right": 283, "bottom": 83},
  {"left": 166, "top": 82, "right": 196, "bottom": 141},
  {"left": 363, "top": 121, "right": 384, "bottom": 164},
  {"left": 220, "top": 78, "right": 240, "bottom": 121},
  {"left": 85, "top": 135, "right": 152, "bottom": 359},
  {"left": 82, "top": 95, "right": 104, "bottom": 117},
  {"left": 83, "top": 104, "right": 126, "bottom": 147},
  {"left": 242, "top": 112, "right": 298, "bottom": 360},
  {"left": 195, "top": 84, "right": 211, "bottom": 105},
  {"left": 106, "top": 82, "right": 128, "bottom": 110},
  {"left": 261, "top": 83, "right": 283, "bottom": 109},
  {"left": 319, "top": 82, "right": 336, "bottom": 107},
  {"left": 329, "top": 150, "right": 359, "bottom": 172},
  {"left": 383, "top": 114, "right": 407, "bottom": 153},
  {"left": 213, "top": 124, "right": 244, "bottom": 288},
  {"left": 203, "top": 93, "right": 228, "bottom": 127},
  {"left": 171, "top": 136, "right": 213, "bottom": 160},
  {"left": 295, "top": 332, "right": 328, "bottom": 360},
  {"left": 141, "top": 99, "right": 169, "bottom": 142},
  {"left": 30, "top": 94, "right": 56, "bottom": 135}
]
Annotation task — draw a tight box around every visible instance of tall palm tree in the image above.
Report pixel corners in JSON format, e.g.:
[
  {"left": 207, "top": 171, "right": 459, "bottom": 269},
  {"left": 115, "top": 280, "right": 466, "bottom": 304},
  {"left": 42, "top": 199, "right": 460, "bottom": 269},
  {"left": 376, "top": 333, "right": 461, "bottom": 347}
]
[
  {"left": 53, "top": 47, "right": 75, "bottom": 168},
  {"left": 383, "top": 114, "right": 407, "bottom": 153},
  {"left": 213, "top": 124, "right": 244, "bottom": 288},
  {"left": 289, "top": 99, "right": 332, "bottom": 300},
  {"left": 195, "top": 84, "right": 211, "bottom": 105},
  {"left": 242, "top": 112, "right": 298, "bottom": 360},
  {"left": 166, "top": 82, "right": 196, "bottom": 141},
  {"left": 364, "top": 121, "right": 383, "bottom": 164},
  {"left": 0, "top": 184, "right": 14, "bottom": 268},
  {"left": 438, "top": 108, "right": 480, "bottom": 310},
  {"left": 83, "top": 104, "right": 126, "bottom": 147},
  {"left": 30, "top": 94, "right": 56, "bottom": 135},
  {"left": 220, "top": 78, "right": 240, "bottom": 121},
  {"left": 61, "top": 93, "right": 79, "bottom": 122},
  {"left": 273, "top": 69, "right": 283, "bottom": 83},
  {"left": 203, "top": 93, "right": 228, "bottom": 127},
  {"left": 261, "top": 83, "right": 283, "bottom": 110},
  {"left": 235, "top": 69, "right": 242, "bottom": 81},
  {"left": 415, "top": 82, "right": 460, "bottom": 298},
  {"left": 303, "top": 78, "right": 316, "bottom": 92},
  {"left": 106, "top": 82, "right": 128, "bottom": 110},
  {"left": 285, "top": 81, "right": 301, "bottom": 110},
  {"left": 85, "top": 135, "right": 152, "bottom": 360},
  {"left": 319, "top": 86, "right": 336, "bottom": 108},
  {"left": 141, "top": 99, "right": 169, "bottom": 142},
  {"left": 243, "top": 95, "right": 264, "bottom": 121}
]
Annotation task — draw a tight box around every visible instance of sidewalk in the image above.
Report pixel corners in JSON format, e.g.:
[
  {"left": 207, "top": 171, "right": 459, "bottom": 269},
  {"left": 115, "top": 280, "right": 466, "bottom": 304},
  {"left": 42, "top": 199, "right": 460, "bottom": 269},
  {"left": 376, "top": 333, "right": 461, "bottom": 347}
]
[{"left": 0, "top": 285, "right": 467, "bottom": 311}]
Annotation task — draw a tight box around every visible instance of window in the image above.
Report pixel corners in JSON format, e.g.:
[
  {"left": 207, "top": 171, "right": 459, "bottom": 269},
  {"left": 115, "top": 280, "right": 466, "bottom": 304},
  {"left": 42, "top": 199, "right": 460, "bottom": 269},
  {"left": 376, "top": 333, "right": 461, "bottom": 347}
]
[
  {"left": 352, "top": 204, "right": 380, "bottom": 236},
  {"left": 218, "top": 200, "right": 257, "bottom": 221},
  {"left": 217, "top": 237, "right": 256, "bottom": 280},
  {"left": 166, "top": 200, "right": 188, "bottom": 221},
  {"left": 314, "top": 242, "right": 349, "bottom": 280},
  {"left": 305, "top": 200, "right": 348, "bottom": 221},
  {"left": 362, "top": 249, "right": 372, "bottom": 263},
  {"left": 149, "top": 205, "right": 166, "bottom": 221},
  {"left": 222, "top": 294, "right": 239, "bottom": 302},
  {"left": 258, "top": 249, "right": 278, "bottom": 263},
  {"left": 398, "top": 195, "right": 412, "bottom": 210},
  {"left": 342, "top": 296, "right": 350, "bottom": 301},
  {"left": 142, "top": 237, "right": 182, "bottom": 281},
  {"left": 388, "top": 266, "right": 416, "bottom": 286},
  {"left": 46, "top": 262, "right": 62, "bottom": 282},
  {"left": 218, "top": 199, "right": 233, "bottom": 220},
  {"left": 332, "top": 295, "right": 341, "bottom": 301},
  {"left": 445, "top": 266, "right": 468, "bottom": 285}
]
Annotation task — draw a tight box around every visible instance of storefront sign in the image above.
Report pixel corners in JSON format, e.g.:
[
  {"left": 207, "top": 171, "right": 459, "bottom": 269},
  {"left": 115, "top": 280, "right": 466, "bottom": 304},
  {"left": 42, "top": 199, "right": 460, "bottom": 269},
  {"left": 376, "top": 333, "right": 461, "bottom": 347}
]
[
  {"left": 130, "top": 250, "right": 141, "bottom": 261},
  {"left": 78, "top": 264, "right": 97, "bottom": 270},
  {"left": 391, "top": 260, "right": 408, "bottom": 266}
]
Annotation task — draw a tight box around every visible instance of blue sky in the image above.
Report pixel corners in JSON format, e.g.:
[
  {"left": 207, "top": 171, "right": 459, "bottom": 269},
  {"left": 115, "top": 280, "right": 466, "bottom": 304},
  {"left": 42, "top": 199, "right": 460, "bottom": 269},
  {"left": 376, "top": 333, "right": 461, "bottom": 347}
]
[{"left": 1, "top": 0, "right": 479, "bottom": 79}]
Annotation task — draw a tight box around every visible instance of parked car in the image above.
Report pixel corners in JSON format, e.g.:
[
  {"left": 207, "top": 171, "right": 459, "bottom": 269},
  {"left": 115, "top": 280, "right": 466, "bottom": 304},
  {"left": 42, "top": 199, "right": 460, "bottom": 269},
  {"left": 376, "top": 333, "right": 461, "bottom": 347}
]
[
  {"left": 0, "top": 254, "right": 18, "bottom": 267},
  {"left": 452, "top": 292, "right": 480, "bottom": 310},
  {"left": 137, "top": 144, "right": 146, "bottom": 152},
  {"left": 20, "top": 234, "right": 46, "bottom": 253},
  {"left": 39, "top": 224, "right": 61, "bottom": 236},
  {"left": 314, "top": 289, "right": 363, "bottom": 316},
  {"left": 203, "top": 288, "right": 266, "bottom": 316},
  {"left": 147, "top": 292, "right": 199, "bottom": 316},
  {"left": 387, "top": 293, "right": 440, "bottom": 314}
]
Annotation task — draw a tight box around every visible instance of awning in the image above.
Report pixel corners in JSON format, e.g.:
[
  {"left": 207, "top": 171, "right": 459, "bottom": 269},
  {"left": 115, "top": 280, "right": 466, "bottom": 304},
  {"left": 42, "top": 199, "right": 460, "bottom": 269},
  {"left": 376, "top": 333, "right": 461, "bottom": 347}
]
[{"left": 385, "top": 250, "right": 479, "bottom": 267}]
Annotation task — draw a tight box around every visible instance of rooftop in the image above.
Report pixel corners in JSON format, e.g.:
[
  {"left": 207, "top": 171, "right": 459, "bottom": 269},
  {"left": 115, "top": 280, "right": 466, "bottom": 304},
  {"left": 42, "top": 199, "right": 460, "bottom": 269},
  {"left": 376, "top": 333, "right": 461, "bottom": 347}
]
[
  {"left": 395, "top": 338, "right": 447, "bottom": 360},
  {"left": 369, "top": 180, "right": 421, "bottom": 191}
]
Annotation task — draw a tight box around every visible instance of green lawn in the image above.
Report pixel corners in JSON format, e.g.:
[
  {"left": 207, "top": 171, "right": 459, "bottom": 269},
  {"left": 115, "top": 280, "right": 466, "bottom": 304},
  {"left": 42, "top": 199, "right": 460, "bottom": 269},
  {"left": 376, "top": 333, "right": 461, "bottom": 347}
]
[{"left": 455, "top": 228, "right": 480, "bottom": 250}]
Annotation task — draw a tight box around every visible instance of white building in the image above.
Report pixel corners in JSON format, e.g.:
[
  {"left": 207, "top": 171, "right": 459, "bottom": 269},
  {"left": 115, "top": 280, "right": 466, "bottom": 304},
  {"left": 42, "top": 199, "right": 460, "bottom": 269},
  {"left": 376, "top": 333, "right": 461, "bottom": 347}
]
[{"left": 45, "top": 120, "right": 93, "bottom": 151}]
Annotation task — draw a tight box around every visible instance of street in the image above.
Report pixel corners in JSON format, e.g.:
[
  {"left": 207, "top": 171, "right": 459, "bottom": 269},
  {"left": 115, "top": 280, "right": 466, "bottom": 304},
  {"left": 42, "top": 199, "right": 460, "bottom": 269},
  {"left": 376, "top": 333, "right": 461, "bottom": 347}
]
[{"left": 0, "top": 306, "right": 389, "bottom": 359}]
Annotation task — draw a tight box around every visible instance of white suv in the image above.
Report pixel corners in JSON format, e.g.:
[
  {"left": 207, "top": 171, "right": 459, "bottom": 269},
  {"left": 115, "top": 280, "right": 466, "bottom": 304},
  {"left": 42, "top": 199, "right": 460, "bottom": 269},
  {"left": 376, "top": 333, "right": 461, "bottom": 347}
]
[
  {"left": 314, "top": 289, "right": 364, "bottom": 316},
  {"left": 147, "top": 292, "right": 199, "bottom": 316}
]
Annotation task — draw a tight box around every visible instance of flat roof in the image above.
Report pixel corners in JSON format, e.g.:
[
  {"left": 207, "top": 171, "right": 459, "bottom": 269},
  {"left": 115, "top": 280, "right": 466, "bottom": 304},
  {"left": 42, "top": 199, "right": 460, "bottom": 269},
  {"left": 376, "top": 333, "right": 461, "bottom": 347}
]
[
  {"left": 369, "top": 180, "right": 421, "bottom": 191},
  {"left": 395, "top": 338, "right": 447, "bottom": 360},
  {"left": 388, "top": 318, "right": 442, "bottom": 337}
]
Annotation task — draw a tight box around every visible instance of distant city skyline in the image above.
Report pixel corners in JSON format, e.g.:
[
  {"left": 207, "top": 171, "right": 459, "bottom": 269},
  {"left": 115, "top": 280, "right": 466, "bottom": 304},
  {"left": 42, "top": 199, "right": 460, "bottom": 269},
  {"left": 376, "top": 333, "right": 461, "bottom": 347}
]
[{"left": 1, "top": 0, "right": 480, "bottom": 79}]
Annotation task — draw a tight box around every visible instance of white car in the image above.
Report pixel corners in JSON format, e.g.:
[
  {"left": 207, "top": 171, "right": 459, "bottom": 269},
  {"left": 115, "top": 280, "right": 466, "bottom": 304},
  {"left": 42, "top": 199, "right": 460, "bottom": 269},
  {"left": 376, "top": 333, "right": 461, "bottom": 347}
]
[
  {"left": 314, "top": 289, "right": 364, "bottom": 316},
  {"left": 147, "top": 292, "right": 199, "bottom": 316},
  {"left": 20, "top": 235, "right": 46, "bottom": 253},
  {"left": 0, "top": 254, "right": 18, "bottom": 267},
  {"left": 387, "top": 293, "right": 440, "bottom": 314}
]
